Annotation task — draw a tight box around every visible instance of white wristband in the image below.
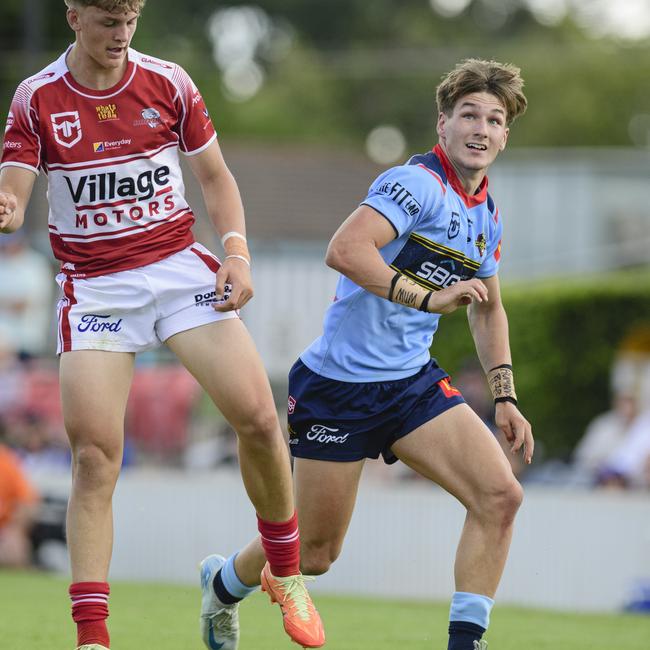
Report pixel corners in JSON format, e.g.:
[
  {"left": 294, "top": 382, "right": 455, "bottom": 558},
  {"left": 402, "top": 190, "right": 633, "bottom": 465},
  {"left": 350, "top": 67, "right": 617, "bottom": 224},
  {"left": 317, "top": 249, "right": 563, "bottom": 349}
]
[
  {"left": 225, "top": 254, "right": 250, "bottom": 267},
  {"left": 221, "top": 231, "right": 247, "bottom": 246}
]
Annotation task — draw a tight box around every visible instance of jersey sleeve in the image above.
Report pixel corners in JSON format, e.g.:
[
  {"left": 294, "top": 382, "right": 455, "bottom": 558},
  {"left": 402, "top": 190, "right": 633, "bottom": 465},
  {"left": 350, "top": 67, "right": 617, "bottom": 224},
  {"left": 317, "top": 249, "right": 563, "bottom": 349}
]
[
  {"left": 1, "top": 82, "right": 41, "bottom": 174},
  {"left": 170, "top": 66, "right": 217, "bottom": 156},
  {"left": 361, "top": 165, "right": 442, "bottom": 237},
  {"left": 476, "top": 205, "right": 503, "bottom": 278}
]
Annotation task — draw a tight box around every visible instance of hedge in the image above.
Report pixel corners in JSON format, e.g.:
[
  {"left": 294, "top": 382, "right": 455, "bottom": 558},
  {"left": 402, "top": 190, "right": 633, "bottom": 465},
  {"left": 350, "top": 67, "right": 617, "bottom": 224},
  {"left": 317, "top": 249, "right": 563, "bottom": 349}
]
[{"left": 430, "top": 270, "right": 650, "bottom": 459}]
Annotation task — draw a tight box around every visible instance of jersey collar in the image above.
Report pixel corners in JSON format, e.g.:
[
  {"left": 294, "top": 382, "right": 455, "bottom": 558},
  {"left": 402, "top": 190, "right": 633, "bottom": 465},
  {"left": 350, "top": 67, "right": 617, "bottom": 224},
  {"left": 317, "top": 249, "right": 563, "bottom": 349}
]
[{"left": 433, "top": 144, "right": 489, "bottom": 208}]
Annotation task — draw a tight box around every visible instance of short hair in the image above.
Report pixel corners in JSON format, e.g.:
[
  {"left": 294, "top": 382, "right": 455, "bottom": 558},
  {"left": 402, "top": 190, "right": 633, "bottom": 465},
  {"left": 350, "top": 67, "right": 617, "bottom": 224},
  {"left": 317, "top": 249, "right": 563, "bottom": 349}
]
[
  {"left": 436, "top": 59, "right": 527, "bottom": 125},
  {"left": 65, "top": 0, "right": 146, "bottom": 13}
]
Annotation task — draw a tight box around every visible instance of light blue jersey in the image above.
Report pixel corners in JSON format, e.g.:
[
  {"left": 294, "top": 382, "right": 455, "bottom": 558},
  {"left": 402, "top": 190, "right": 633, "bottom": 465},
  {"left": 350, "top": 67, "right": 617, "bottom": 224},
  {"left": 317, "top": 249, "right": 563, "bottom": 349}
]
[{"left": 301, "top": 144, "right": 503, "bottom": 382}]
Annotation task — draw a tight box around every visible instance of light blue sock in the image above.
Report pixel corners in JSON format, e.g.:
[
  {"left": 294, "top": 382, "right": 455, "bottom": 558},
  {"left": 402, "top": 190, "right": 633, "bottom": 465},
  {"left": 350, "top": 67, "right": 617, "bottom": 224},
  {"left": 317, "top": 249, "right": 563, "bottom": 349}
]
[
  {"left": 449, "top": 591, "right": 495, "bottom": 629},
  {"left": 220, "top": 553, "right": 258, "bottom": 600}
]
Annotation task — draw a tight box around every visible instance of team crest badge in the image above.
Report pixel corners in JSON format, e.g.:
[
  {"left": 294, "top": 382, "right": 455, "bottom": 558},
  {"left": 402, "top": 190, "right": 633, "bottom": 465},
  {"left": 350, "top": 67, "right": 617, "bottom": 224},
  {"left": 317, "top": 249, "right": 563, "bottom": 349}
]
[
  {"left": 288, "top": 395, "right": 296, "bottom": 415},
  {"left": 475, "top": 233, "right": 487, "bottom": 257},
  {"left": 51, "top": 111, "right": 82, "bottom": 148},
  {"left": 141, "top": 107, "right": 161, "bottom": 128},
  {"left": 447, "top": 211, "right": 460, "bottom": 239}
]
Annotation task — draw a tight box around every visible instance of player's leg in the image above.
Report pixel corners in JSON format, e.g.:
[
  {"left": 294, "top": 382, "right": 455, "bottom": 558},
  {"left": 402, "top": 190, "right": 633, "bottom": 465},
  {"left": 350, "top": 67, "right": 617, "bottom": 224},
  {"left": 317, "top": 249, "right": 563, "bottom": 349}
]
[
  {"left": 293, "top": 457, "right": 366, "bottom": 575},
  {"left": 166, "top": 319, "right": 324, "bottom": 648},
  {"left": 391, "top": 402, "right": 522, "bottom": 650},
  {"left": 60, "top": 350, "right": 135, "bottom": 650}
]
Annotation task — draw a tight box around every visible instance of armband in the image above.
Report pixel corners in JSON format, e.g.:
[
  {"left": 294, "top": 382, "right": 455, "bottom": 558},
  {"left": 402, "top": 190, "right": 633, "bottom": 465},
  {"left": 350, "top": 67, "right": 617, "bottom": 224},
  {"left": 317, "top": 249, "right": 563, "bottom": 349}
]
[
  {"left": 487, "top": 363, "right": 518, "bottom": 405},
  {"left": 388, "top": 272, "right": 433, "bottom": 312}
]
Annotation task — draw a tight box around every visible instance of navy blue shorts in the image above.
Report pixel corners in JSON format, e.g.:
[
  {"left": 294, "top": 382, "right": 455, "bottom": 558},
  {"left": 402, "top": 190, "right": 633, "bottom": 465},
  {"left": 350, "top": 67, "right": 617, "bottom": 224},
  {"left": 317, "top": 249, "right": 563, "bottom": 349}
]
[{"left": 287, "top": 358, "right": 465, "bottom": 464}]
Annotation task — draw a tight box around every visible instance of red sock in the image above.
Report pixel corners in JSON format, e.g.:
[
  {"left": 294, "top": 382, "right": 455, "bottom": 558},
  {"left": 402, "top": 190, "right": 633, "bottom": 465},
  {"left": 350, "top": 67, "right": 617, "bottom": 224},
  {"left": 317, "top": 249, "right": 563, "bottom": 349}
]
[
  {"left": 69, "top": 581, "right": 110, "bottom": 648},
  {"left": 257, "top": 511, "right": 300, "bottom": 577}
]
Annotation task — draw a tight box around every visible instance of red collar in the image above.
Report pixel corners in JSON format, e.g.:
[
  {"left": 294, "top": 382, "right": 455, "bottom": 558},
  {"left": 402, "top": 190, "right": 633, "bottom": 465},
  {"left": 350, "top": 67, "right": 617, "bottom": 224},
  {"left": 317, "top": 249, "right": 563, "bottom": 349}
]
[{"left": 433, "top": 144, "right": 489, "bottom": 208}]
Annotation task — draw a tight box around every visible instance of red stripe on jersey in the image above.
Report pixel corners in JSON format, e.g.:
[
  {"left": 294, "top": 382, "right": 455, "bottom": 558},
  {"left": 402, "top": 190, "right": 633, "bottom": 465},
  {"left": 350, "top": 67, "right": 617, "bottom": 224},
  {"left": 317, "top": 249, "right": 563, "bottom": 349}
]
[
  {"left": 60, "top": 277, "right": 77, "bottom": 352},
  {"left": 417, "top": 164, "right": 446, "bottom": 194},
  {"left": 190, "top": 246, "right": 221, "bottom": 273},
  {"left": 494, "top": 239, "right": 502, "bottom": 262},
  {"left": 46, "top": 142, "right": 178, "bottom": 173}
]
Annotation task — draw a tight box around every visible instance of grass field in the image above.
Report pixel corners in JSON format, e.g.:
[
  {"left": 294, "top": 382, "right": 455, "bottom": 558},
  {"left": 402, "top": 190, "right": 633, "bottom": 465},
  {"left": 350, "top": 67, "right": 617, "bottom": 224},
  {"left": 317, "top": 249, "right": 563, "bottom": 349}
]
[{"left": 1, "top": 570, "right": 649, "bottom": 649}]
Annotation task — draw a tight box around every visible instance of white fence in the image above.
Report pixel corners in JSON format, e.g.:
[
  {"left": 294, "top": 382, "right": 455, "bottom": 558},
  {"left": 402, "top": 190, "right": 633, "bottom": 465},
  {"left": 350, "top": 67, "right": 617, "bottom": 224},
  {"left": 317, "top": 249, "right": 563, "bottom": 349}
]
[{"left": 39, "top": 468, "right": 650, "bottom": 613}]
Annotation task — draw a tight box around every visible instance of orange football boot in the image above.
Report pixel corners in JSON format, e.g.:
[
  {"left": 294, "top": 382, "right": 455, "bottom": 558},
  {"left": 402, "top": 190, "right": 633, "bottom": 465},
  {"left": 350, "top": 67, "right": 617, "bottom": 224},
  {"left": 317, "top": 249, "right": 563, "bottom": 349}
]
[{"left": 260, "top": 562, "right": 325, "bottom": 648}]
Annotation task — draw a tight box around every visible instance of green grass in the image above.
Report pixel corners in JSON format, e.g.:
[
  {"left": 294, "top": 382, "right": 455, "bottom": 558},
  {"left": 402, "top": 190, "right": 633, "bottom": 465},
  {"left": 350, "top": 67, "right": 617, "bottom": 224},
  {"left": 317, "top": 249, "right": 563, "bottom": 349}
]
[{"left": 1, "top": 570, "right": 649, "bottom": 649}]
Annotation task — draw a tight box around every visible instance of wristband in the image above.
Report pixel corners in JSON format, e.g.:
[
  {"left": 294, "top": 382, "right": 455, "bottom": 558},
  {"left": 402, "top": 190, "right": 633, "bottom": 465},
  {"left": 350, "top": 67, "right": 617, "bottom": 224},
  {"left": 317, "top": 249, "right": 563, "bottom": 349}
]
[
  {"left": 225, "top": 254, "right": 251, "bottom": 267},
  {"left": 388, "top": 272, "right": 433, "bottom": 312},
  {"left": 487, "top": 364, "right": 518, "bottom": 405},
  {"left": 222, "top": 232, "right": 251, "bottom": 264},
  {"left": 221, "top": 231, "right": 247, "bottom": 246}
]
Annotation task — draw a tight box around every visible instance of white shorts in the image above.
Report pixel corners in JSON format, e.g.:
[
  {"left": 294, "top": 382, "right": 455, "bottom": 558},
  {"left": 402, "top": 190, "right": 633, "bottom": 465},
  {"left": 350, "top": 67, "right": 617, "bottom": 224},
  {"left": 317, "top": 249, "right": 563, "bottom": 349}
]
[{"left": 56, "top": 243, "right": 238, "bottom": 354}]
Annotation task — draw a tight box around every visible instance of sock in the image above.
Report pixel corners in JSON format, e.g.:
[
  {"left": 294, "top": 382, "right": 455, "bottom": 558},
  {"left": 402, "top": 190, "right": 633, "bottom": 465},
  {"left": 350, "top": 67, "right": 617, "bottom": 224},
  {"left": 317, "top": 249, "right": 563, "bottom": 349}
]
[
  {"left": 69, "top": 581, "right": 110, "bottom": 648},
  {"left": 257, "top": 511, "right": 300, "bottom": 577},
  {"left": 448, "top": 621, "right": 485, "bottom": 650},
  {"left": 213, "top": 553, "right": 258, "bottom": 605},
  {"left": 448, "top": 591, "right": 494, "bottom": 650}
]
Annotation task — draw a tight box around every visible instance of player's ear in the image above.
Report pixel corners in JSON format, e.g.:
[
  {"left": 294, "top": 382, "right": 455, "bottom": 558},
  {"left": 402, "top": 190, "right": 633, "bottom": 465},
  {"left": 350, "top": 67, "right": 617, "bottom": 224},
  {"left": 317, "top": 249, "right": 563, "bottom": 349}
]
[
  {"left": 66, "top": 7, "right": 82, "bottom": 33},
  {"left": 436, "top": 112, "right": 447, "bottom": 139},
  {"left": 499, "top": 127, "right": 510, "bottom": 152}
]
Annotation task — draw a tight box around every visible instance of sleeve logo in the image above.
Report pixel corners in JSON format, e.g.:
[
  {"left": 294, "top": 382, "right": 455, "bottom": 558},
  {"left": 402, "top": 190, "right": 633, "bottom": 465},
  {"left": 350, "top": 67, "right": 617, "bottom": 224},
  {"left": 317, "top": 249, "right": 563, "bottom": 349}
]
[
  {"left": 376, "top": 180, "right": 421, "bottom": 217},
  {"left": 51, "top": 111, "right": 82, "bottom": 148}
]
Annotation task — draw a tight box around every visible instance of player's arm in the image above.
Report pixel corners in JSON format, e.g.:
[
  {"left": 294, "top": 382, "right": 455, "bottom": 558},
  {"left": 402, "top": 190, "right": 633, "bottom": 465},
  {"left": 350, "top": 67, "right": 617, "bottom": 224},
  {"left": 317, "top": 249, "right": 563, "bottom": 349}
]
[
  {"left": 187, "top": 139, "right": 252, "bottom": 312},
  {"left": 467, "top": 274, "right": 534, "bottom": 463},
  {"left": 326, "top": 205, "right": 488, "bottom": 313},
  {"left": 0, "top": 165, "right": 37, "bottom": 233}
]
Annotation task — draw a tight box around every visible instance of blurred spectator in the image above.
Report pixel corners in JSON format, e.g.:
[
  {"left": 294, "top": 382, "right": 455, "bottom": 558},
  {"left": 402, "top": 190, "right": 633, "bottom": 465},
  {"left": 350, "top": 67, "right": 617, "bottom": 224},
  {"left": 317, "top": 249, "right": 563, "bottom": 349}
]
[
  {"left": 598, "top": 410, "right": 650, "bottom": 489},
  {"left": 10, "top": 411, "right": 70, "bottom": 477},
  {"left": 0, "top": 420, "right": 40, "bottom": 567},
  {"left": 0, "top": 335, "right": 27, "bottom": 419},
  {"left": 574, "top": 324, "right": 650, "bottom": 488},
  {"left": 0, "top": 232, "right": 53, "bottom": 357},
  {"left": 572, "top": 391, "right": 639, "bottom": 480}
]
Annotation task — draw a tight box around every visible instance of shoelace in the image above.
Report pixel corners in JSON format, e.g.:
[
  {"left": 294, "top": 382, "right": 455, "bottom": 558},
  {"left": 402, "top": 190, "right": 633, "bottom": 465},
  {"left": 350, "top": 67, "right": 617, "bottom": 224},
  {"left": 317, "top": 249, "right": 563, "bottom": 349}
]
[
  {"left": 210, "top": 606, "right": 238, "bottom": 633},
  {"left": 473, "top": 640, "right": 488, "bottom": 650},
  {"left": 275, "top": 575, "right": 316, "bottom": 621}
]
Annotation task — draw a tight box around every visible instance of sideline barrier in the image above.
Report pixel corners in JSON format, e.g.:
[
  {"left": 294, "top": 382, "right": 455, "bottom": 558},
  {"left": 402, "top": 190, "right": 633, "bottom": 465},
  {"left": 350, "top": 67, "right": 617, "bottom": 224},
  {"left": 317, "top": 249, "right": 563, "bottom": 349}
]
[{"left": 38, "top": 468, "right": 650, "bottom": 612}]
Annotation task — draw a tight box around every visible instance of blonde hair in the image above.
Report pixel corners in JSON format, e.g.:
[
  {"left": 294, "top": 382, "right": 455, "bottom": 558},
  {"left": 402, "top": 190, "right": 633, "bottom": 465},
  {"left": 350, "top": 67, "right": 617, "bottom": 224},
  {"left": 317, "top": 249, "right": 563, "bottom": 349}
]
[
  {"left": 436, "top": 59, "right": 527, "bottom": 124},
  {"left": 65, "top": 0, "right": 146, "bottom": 13}
]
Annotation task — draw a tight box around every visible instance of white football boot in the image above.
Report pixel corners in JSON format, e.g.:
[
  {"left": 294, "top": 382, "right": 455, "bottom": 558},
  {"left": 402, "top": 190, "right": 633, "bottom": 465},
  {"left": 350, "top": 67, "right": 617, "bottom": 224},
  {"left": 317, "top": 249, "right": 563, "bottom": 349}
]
[{"left": 199, "top": 554, "right": 241, "bottom": 650}]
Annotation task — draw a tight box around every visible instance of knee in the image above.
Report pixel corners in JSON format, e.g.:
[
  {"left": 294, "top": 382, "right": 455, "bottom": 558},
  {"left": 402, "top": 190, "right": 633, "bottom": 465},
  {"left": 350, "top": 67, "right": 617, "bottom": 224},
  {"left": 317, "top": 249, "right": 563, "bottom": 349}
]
[
  {"left": 300, "top": 540, "right": 341, "bottom": 576},
  {"left": 475, "top": 478, "right": 523, "bottom": 527},
  {"left": 235, "top": 406, "right": 281, "bottom": 446},
  {"left": 71, "top": 441, "right": 122, "bottom": 490}
]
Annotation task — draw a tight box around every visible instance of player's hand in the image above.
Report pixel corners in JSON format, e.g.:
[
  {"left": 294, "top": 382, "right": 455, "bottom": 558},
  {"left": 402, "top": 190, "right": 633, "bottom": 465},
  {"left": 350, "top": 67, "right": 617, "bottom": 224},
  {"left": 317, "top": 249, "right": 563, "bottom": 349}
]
[
  {"left": 213, "top": 256, "right": 254, "bottom": 312},
  {"left": 427, "top": 278, "right": 488, "bottom": 314},
  {"left": 0, "top": 191, "right": 18, "bottom": 231},
  {"left": 495, "top": 401, "right": 534, "bottom": 464}
]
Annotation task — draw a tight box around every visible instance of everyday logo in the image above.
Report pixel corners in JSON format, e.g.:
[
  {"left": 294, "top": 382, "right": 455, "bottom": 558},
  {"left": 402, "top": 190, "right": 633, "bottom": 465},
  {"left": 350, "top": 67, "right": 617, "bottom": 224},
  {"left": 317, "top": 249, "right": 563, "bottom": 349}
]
[
  {"left": 306, "top": 425, "right": 349, "bottom": 444},
  {"left": 92, "top": 138, "right": 131, "bottom": 153},
  {"left": 51, "top": 111, "right": 82, "bottom": 148},
  {"left": 77, "top": 314, "right": 123, "bottom": 333}
]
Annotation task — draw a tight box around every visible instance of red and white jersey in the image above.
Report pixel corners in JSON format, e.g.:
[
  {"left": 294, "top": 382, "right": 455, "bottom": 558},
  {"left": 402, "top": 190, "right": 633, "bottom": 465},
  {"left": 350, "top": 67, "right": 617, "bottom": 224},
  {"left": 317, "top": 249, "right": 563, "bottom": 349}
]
[{"left": 1, "top": 47, "right": 217, "bottom": 278}]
